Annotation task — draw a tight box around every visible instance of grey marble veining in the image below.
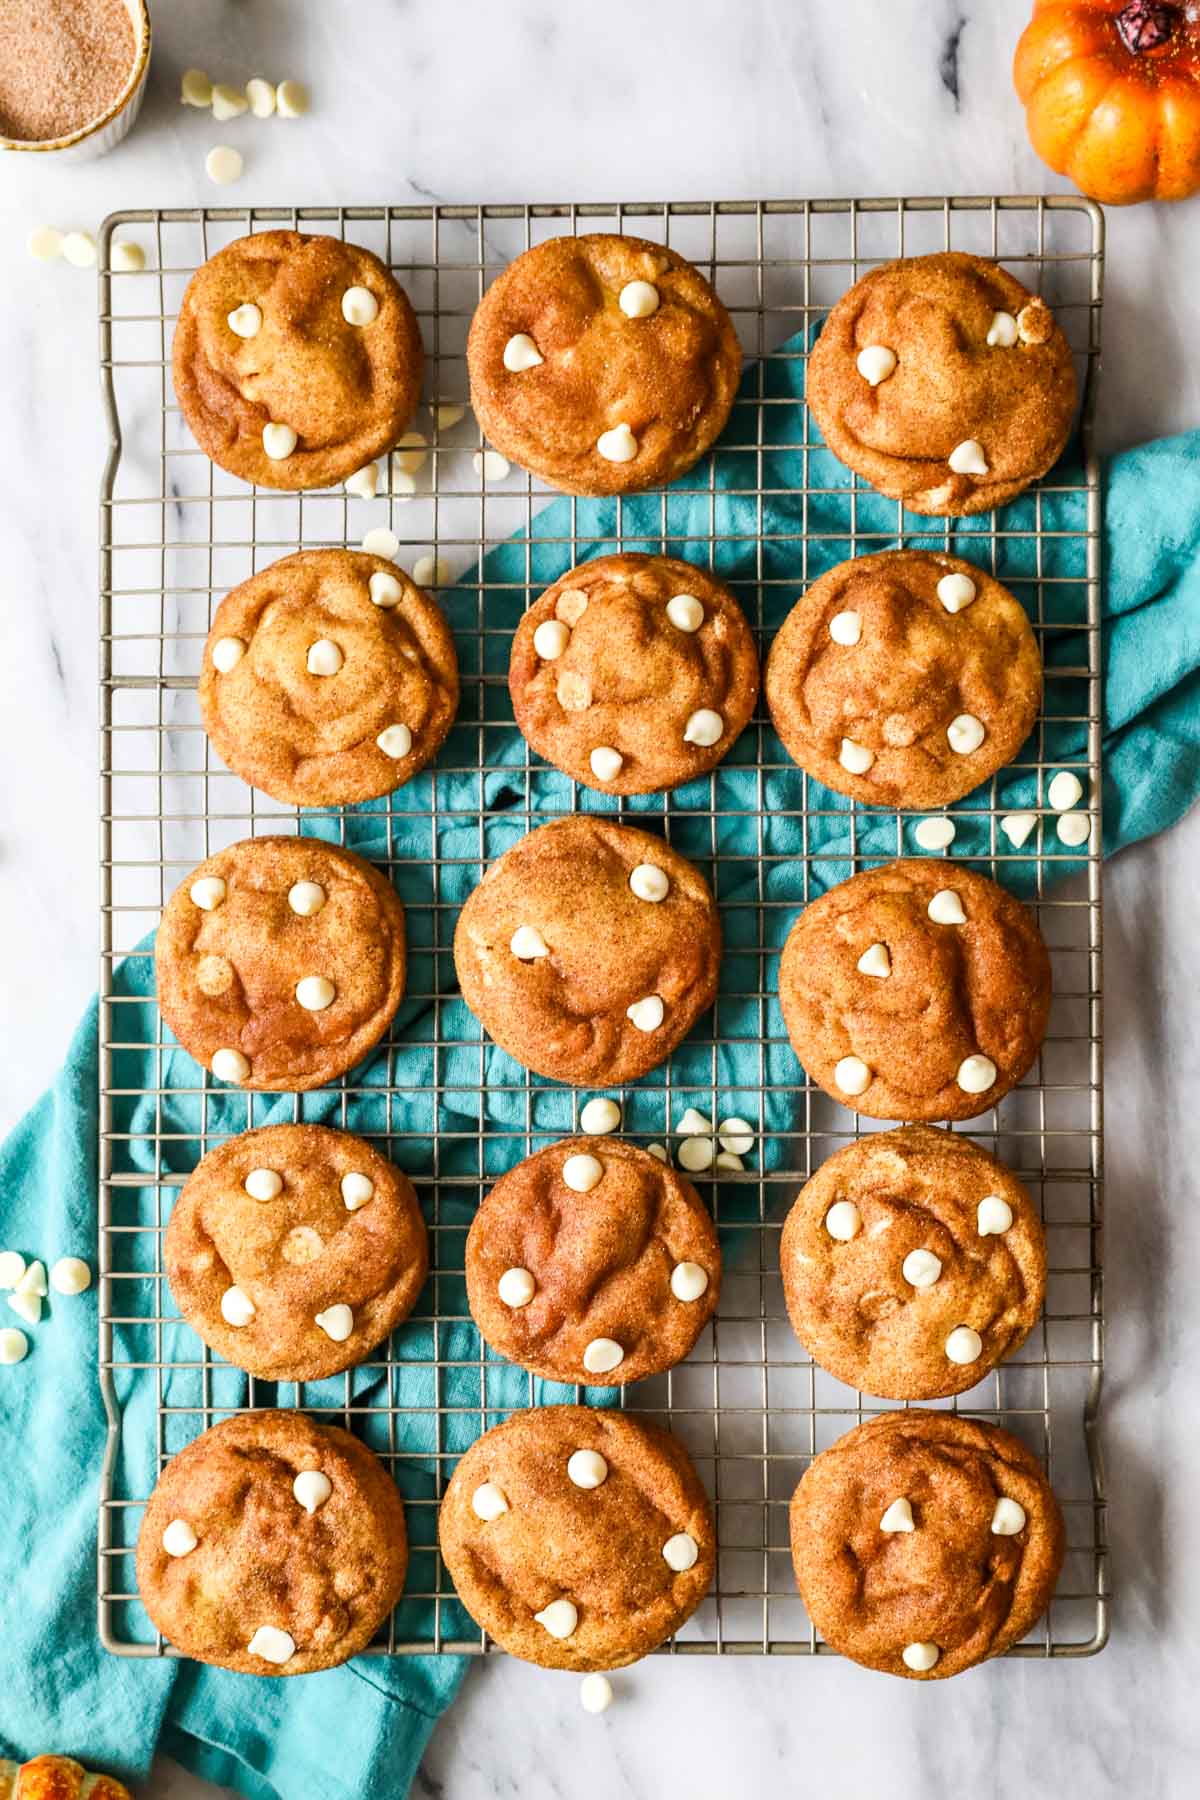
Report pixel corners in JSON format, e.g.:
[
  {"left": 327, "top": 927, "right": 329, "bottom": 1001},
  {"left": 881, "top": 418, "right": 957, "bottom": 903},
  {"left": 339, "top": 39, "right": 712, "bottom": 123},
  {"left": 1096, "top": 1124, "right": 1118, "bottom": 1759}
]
[{"left": 1, "top": 2, "right": 1198, "bottom": 1796}]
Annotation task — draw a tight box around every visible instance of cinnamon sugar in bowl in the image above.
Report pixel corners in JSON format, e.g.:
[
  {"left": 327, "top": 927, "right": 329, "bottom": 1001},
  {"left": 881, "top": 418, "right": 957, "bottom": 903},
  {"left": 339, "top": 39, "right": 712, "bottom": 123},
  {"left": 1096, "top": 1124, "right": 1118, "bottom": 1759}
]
[{"left": 0, "top": 0, "right": 150, "bottom": 160}]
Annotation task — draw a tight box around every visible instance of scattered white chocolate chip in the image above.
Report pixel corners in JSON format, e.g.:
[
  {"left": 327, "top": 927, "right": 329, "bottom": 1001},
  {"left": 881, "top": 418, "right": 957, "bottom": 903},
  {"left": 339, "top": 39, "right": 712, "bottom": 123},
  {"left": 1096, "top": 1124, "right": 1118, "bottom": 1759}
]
[
  {"left": 956, "top": 1054, "right": 997, "bottom": 1096},
  {"left": 263, "top": 422, "right": 298, "bottom": 460},
  {"left": 0, "top": 1328, "right": 28, "bottom": 1366},
  {"left": 717, "top": 1118, "right": 754, "bottom": 1155},
  {"left": 986, "top": 311, "right": 1019, "bottom": 348},
  {"left": 880, "top": 1498, "right": 915, "bottom": 1533},
  {"left": 211, "top": 1048, "right": 250, "bottom": 1083},
  {"left": 211, "top": 636, "right": 246, "bottom": 674},
  {"left": 666, "top": 594, "right": 704, "bottom": 633},
  {"left": 679, "top": 1109, "right": 712, "bottom": 1135},
  {"left": 977, "top": 1195, "right": 1013, "bottom": 1236},
  {"left": 211, "top": 83, "right": 248, "bottom": 122},
  {"left": 949, "top": 440, "right": 989, "bottom": 477},
  {"left": 914, "top": 817, "right": 956, "bottom": 852},
  {"left": 590, "top": 746, "right": 624, "bottom": 782},
  {"left": 677, "top": 1137, "right": 715, "bottom": 1174},
  {"left": 1048, "top": 770, "right": 1084, "bottom": 812},
  {"left": 220, "top": 1285, "right": 255, "bottom": 1327},
  {"left": 715, "top": 1150, "right": 744, "bottom": 1172},
  {"left": 16, "top": 1261, "right": 46, "bottom": 1299},
  {"left": 533, "top": 619, "right": 571, "bottom": 660},
  {"left": 839, "top": 738, "right": 874, "bottom": 776},
  {"left": 205, "top": 146, "right": 244, "bottom": 186},
  {"left": 535, "top": 1599, "right": 578, "bottom": 1639},
  {"left": 580, "top": 1673, "right": 614, "bottom": 1715},
  {"left": 626, "top": 995, "right": 665, "bottom": 1032},
  {"left": 27, "top": 226, "right": 64, "bottom": 262},
  {"left": 189, "top": 876, "right": 226, "bottom": 912},
  {"left": 856, "top": 344, "right": 897, "bottom": 386},
  {"left": 244, "top": 1168, "right": 282, "bottom": 1202},
  {"left": 0, "top": 1252, "right": 26, "bottom": 1289},
  {"left": 568, "top": 1449, "right": 608, "bottom": 1489},
  {"left": 555, "top": 588, "right": 588, "bottom": 625},
  {"left": 247, "top": 1626, "right": 295, "bottom": 1665},
  {"left": 162, "top": 1518, "right": 198, "bottom": 1557},
  {"left": 392, "top": 432, "right": 428, "bottom": 476},
  {"left": 630, "top": 864, "right": 669, "bottom": 903},
  {"left": 276, "top": 80, "right": 310, "bottom": 118},
  {"left": 829, "top": 610, "right": 862, "bottom": 647},
  {"left": 368, "top": 570, "right": 404, "bottom": 609},
  {"left": 341, "top": 1173, "right": 375, "bottom": 1211},
  {"left": 646, "top": 1143, "right": 668, "bottom": 1163},
  {"left": 472, "top": 449, "right": 511, "bottom": 481},
  {"left": 1057, "top": 813, "right": 1092, "bottom": 848},
  {"left": 671, "top": 1262, "right": 709, "bottom": 1303},
  {"left": 7, "top": 1292, "right": 40, "bottom": 1327},
  {"left": 510, "top": 924, "right": 550, "bottom": 961},
  {"left": 834, "top": 1056, "right": 871, "bottom": 1097},
  {"left": 902, "top": 1641, "right": 939, "bottom": 1673},
  {"left": 502, "top": 333, "right": 544, "bottom": 371},
  {"left": 295, "top": 975, "right": 335, "bottom": 1011},
  {"left": 62, "top": 231, "right": 97, "bottom": 269},
  {"left": 341, "top": 286, "right": 379, "bottom": 327},
  {"left": 293, "top": 1470, "right": 332, "bottom": 1514},
  {"left": 927, "top": 888, "right": 966, "bottom": 926},
  {"left": 111, "top": 241, "right": 146, "bottom": 274},
  {"left": 315, "top": 1303, "right": 354, "bottom": 1342},
  {"left": 1000, "top": 812, "right": 1038, "bottom": 849},
  {"left": 498, "top": 1267, "right": 536, "bottom": 1308},
  {"left": 945, "top": 1325, "right": 983, "bottom": 1365},
  {"left": 246, "top": 76, "right": 276, "bottom": 118},
  {"left": 936, "top": 571, "right": 977, "bottom": 614},
  {"left": 362, "top": 526, "right": 400, "bottom": 560},
  {"left": 288, "top": 880, "right": 326, "bottom": 917},
  {"left": 413, "top": 554, "right": 450, "bottom": 588},
  {"left": 180, "top": 68, "right": 213, "bottom": 107},
  {"left": 472, "top": 1481, "right": 509, "bottom": 1521},
  {"left": 580, "top": 1097, "right": 621, "bottom": 1135},
  {"left": 902, "top": 1249, "right": 943, "bottom": 1290},
  {"left": 857, "top": 942, "right": 891, "bottom": 979},
  {"left": 377, "top": 723, "right": 414, "bottom": 759},
  {"left": 306, "top": 638, "right": 343, "bottom": 676},
  {"left": 662, "top": 1533, "right": 699, "bottom": 1572},
  {"left": 991, "top": 1497, "right": 1027, "bottom": 1536},
  {"left": 563, "top": 1154, "right": 604, "bottom": 1194},
  {"left": 346, "top": 462, "right": 380, "bottom": 501},
  {"left": 947, "top": 713, "right": 985, "bottom": 755},
  {"left": 683, "top": 709, "right": 723, "bottom": 748},
  {"left": 619, "top": 279, "right": 660, "bottom": 318},
  {"left": 596, "top": 423, "right": 638, "bottom": 463},
  {"left": 583, "top": 1337, "right": 624, "bottom": 1377}
]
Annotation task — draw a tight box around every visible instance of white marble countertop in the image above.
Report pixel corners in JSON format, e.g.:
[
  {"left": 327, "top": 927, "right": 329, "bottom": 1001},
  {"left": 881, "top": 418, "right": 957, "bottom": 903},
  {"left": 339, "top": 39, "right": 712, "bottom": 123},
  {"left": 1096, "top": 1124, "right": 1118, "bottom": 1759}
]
[{"left": 2, "top": 1, "right": 1198, "bottom": 1795}]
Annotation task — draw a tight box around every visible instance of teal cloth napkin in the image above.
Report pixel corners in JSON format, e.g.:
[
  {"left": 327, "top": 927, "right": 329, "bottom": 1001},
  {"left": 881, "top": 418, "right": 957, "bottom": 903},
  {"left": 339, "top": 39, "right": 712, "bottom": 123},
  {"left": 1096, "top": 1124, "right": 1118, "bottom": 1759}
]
[{"left": 2, "top": 313, "right": 1199, "bottom": 1800}]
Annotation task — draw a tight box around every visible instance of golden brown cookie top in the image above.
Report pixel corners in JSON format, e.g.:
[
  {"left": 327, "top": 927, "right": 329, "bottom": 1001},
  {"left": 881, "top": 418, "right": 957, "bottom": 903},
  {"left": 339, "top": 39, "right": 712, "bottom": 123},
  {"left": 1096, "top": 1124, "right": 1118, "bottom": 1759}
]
[
  {"left": 136, "top": 1410, "right": 408, "bottom": 1675},
  {"left": 164, "top": 1123, "right": 428, "bottom": 1382},
  {"left": 765, "top": 550, "right": 1042, "bottom": 809},
  {"left": 466, "top": 1138, "right": 720, "bottom": 1384},
  {"left": 439, "top": 1405, "right": 714, "bottom": 1669},
  {"left": 806, "top": 252, "right": 1077, "bottom": 517},
  {"left": 173, "top": 230, "right": 423, "bottom": 491},
  {"left": 779, "top": 859, "right": 1051, "bottom": 1122},
  {"left": 509, "top": 553, "right": 759, "bottom": 795},
  {"left": 467, "top": 233, "right": 741, "bottom": 495},
  {"left": 199, "top": 549, "right": 459, "bottom": 807},
  {"left": 790, "top": 1410, "right": 1064, "bottom": 1678},
  {"left": 780, "top": 1125, "right": 1044, "bottom": 1400},
  {"left": 452, "top": 816, "right": 721, "bottom": 1085},
  {"left": 155, "top": 836, "right": 406, "bottom": 1092}
]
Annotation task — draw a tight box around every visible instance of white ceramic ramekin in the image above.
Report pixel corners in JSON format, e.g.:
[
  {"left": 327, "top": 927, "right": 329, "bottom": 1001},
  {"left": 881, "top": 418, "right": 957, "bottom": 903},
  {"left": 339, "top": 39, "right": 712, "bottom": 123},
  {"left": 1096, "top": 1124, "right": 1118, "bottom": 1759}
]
[{"left": 0, "top": 0, "right": 151, "bottom": 161}]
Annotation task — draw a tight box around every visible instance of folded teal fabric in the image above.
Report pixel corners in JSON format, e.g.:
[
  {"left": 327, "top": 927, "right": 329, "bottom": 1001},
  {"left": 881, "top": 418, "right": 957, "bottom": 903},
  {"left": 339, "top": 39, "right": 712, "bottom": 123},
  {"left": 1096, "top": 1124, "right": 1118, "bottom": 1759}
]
[{"left": 1, "top": 308, "right": 1198, "bottom": 1800}]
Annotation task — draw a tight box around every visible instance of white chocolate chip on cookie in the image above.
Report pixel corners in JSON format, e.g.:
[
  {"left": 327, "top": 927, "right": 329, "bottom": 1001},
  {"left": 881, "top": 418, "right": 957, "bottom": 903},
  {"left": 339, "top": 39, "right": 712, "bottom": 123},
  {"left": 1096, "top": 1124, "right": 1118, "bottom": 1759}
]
[
  {"left": 314, "top": 1303, "right": 354, "bottom": 1342},
  {"left": 189, "top": 876, "right": 226, "bottom": 912},
  {"left": 563, "top": 1154, "right": 604, "bottom": 1194},
  {"left": 834, "top": 1056, "right": 871, "bottom": 1096},
  {"left": 880, "top": 1497, "right": 915, "bottom": 1533},
  {"left": 829, "top": 609, "right": 862, "bottom": 646},
  {"left": 936, "top": 572, "right": 977, "bottom": 614},
  {"left": 856, "top": 344, "right": 897, "bottom": 386},
  {"left": 683, "top": 709, "right": 723, "bottom": 748},
  {"left": 263, "top": 422, "right": 298, "bottom": 461},
  {"left": 856, "top": 942, "right": 891, "bottom": 978},
  {"left": 596, "top": 423, "right": 638, "bottom": 463},
  {"left": 498, "top": 1267, "right": 536, "bottom": 1308},
  {"left": 619, "top": 280, "right": 660, "bottom": 318},
  {"left": 824, "top": 1200, "right": 861, "bottom": 1241},
  {"left": 626, "top": 995, "right": 665, "bottom": 1032},
  {"left": 533, "top": 619, "right": 570, "bottom": 661},
  {"left": 472, "top": 1480, "right": 509, "bottom": 1521},
  {"left": 947, "top": 713, "right": 986, "bottom": 755},
  {"left": 927, "top": 888, "right": 966, "bottom": 925},
  {"left": 902, "top": 1248, "right": 943, "bottom": 1290},
  {"left": 341, "top": 286, "right": 379, "bottom": 326},
  {"left": 948, "top": 440, "right": 989, "bottom": 476},
  {"left": 956, "top": 1054, "right": 997, "bottom": 1095},
  {"left": 502, "top": 333, "right": 544, "bottom": 371},
  {"left": 839, "top": 738, "right": 874, "bottom": 776},
  {"left": 977, "top": 1195, "right": 1014, "bottom": 1236},
  {"left": 295, "top": 975, "right": 335, "bottom": 1011},
  {"left": 986, "top": 311, "right": 1019, "bottom": 347}
]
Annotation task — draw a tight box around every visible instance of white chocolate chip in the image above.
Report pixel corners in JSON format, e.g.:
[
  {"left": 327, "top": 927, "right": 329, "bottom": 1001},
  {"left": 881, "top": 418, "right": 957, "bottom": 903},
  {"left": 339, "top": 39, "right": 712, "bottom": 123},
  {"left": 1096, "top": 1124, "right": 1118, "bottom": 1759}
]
[
  {"left": 16, "top": 1261, "right": 46, "bottom": 1299},
  {"left": 715, "top": 1149, "right": 744, "bottom": 1171},
  {"left": 434, "top": 403, "right": 465, "bottom": 431},
  {"left": 314, "top": 1303, "right": 354, "bottom": 1342},
  {"left": 275, "top": 80, "right": 310, "bottom": 118},
  {"left": 914, "top": 817, "right": 956, "bottom": 851},
  {"left": 879, "top": 1498, "right": 915, "bottom": 1533},
  {"left": 646, "top": 1143, "right": 668, "bottom": 1163},
  {"left": 472, "top": 1480, "right": 510, "bottom": 1521},
  {"left": 244, "top": 1168, "right": 282, "bottom": 1202},
  {"left": 590, "top": 746, "right": 623, "bottom": 781},
  {"left": 510, "top": 924, "right": 550, "bottom": 960},
  {"left": 902, "top": 1248, "right": 943, "bottom": 1290},
  {"left": 856, "top": 344, "right": 897, "bottom": 386},
  {"left": 936, "top": 572, "right": 977, "bottom": 614},
  {"left": 502, "top": 333, "right": 544, "bottom": 371},
  {"left": 0, "top": 1252, "right": 26, "bottom": 1289},
  {"left": 111, "top": 241, "right": 146, "bottom": 274},
  {"left": 671, "top": 1262, "right": 709, "bottom": 1302},
  {"left": 62, "top": 231, "right": 97, "bottom": 269},
  {"left": 825, "top": 1201, "right": 861, "bottom": 1241},
  {"left": 211, "top": 636, "right": 246, "bottom": 673},
  {"left": 1057, "top": 813, "right": 1092, "bottom": 848},
  {"left": 927, "top": 888, "right": 966, "bottom": 926},
  {"left": 945, "top": 1324, "right": 983, "bottom": 1365},
  {"left": 556, "top": 589, "right": 589, "bottom": 625},
  {"left": 369, "top": 570, "right": 403, "bottom": 607},
  {"left": 677, "top": 1137, "right": 715, "bottom": 1174},
  {"left": 626, "top": 995, "right": 665, "bottom": 1032},
  {"left": 666, "top": 594, "right": 704, "bottom": 633},
  {"left": 393, "top": 432, "right": 428, "bottom": 476},
  {"left": 949, "top": 439, "right": 989, "bottom": 477},
  {"left": 498, "top": 1267, "right": 536, "bottom": 1308},
  {"left": 857, "top": 942, "right": 891, "bottom": 979},
  {"left": 413, "top": 554, "right": 450, "bottom": 588},
  {"left": 288, "top": 880, "right": 326, "bottom": 917},
  {"left": 162, "top": 1518, "right": 198, "bottom": 1557},
  {"left": 220, "top": 1285, "right": 255, "bottom": 1327},
  {"left": 717, "top": 1117, "right": 754, "bottom": 1155},
  {"left": 1017, "top": 303, "right": 1051, "bottom": 345},
  {"left": 580, "top": 1097, "right": 621, "bottom": 1135},
  {"left": 306, "top": 638, "right": 343, "bottom": 676},
  {"left": 535, "top": 1599, "right": 578, "bottom": 1639},
  {"left": 1048, "top": 770, "right": 1084, "bottom": 812},
  {"left": 341, "top": 286, "right": 379, "bottom": 327},
  {"left": 956, "top": 1054, "right": 997, "bottom": 1096},
  {"left": 977, "top": 1195, "right": 1014, "bottom": 1236},
  {"left": 678, "top": 1109, "right": 712, "bottom": 1135},
  {"left": 293, "top": 1470, "right": 332, "bottom": 1514},
  {"left": 205, "top": 146, "right": 244, "bottom": 186},
  {"left": 580, "top": 1673, "right": 614, "bottom": 1714},
  {"left": 0, "top": 1327, "right": 28, "bottom": 1365},
  {"left": 246, "top": 76, "right": 277, "bottom": 117},
  {"left": 190, "top": 876, "right": 226, "bottom": 912},
  {"left": 567, "top": 1449, "right": 608, "bottom": 1489},
  {"left": 7, "top": 1289, "right": 40, "bottom": 1325},
  {"left": 362, "top": 526, "right": 400, "bottom": 560},
  {"left": 376, "top": 724, "right": 414, "bottom": 759},
  {"left": 987, "top": 311, "right": 1019, "bottom": 348},
  {"left": 212, "top": 1048, "right": 250, "bottom": 1083},
  {"left": 247, "top": 1626, "right": 295, "bottom": 1665},
  {"left": 27, "top": 226, "right": 64, "bottom": 262},
  {"left": 991, "top": 1497, "right": 1027, "bottom": 1536},
  {"left": 630, "top": 864, "right": 669, "bottom": 903},
  {"left": 902, "top": 1641, "right": 939, "bottom": 1673},
  {"left": 211, "top": 83, "right": 248, "bottom": 121},
  {"left": 596, "top": 423, "right": 638, "bottom": 463},
  {"left": 834, "top": 1055, "right": 871, "bottom": 1097},
  {"left": 583, "top": 1337, "right": 624, "bottom": 1376},
  {"left": 346, "top": 462, "right": 380, "bottom": 500},
  {"left": 683, "top": 709, "right": 723, "bottom": 748},
  {"left": 263, "top": 422, "right": 298, "bottom": 460},
  {"left": 947, "top": 713, "right": 986, "bottom": 756},
  {"left": 839, "top": 738, "right": 874, "bottom": 776},
  {"left": 1000, "top": 812, "right": 1039, "bottom": 849},
  {"left": 619, "top": 279, "right": 660, "bottom": 318},
  {"left": 533, "top": 619, "right": 571, "bottom": 660},
  {"left": 472, "top": 448, "right": 511, "bottom": 482},
  {"left": 563, "top": 1153, "right": 604, "bottom": 1194},
  {"left": 341, "top": 1173, "right": 375, "bottom": 1211},
  {"left": 662, "top": 1532, "right": 699, "bottom": 1572},
  {"left": 295, "top": 975, "right": 335, "bottom": 1011},
  {"left": 180, "top": 68, "right": 213, "bottom": 107},
  {"left": 829, "top": 610, "right": 862, "bottom": 647}
]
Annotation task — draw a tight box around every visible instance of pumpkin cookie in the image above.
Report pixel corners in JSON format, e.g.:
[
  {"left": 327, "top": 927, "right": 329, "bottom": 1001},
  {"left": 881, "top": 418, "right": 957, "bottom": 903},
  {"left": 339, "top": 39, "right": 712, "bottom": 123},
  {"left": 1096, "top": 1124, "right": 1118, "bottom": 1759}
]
[
  {"left": 164, "top": 1123, "right": 428, "bottom": 1381},
  {"left": 780, "top": 1125, "right": 1044, "bottom": 1399},
  {"left": 765, "top": 550, "right": 1041, "bottom": 808},
  {"left": 453, "top": 815, "right": 721, "bottom": 1085},
  {"left": 509, "top": 553, "right": 759, "bottom": 795},
  {"left": 199, "top": 549, "right": 459, "bottom": 807},
  {"left": 467, "top": 233, "right": 741, "bottom": 495},
  {"left": 136, "top": 1409, "right": 408, "bottom": 1674},
  {"left": 155, "top": 836, "right": 406, "bottom": 1092},
  {"left": 466, "top": 1138, "right": 720, "bottom": 1385},
  {"left": 806, "top": 252, "right": 1076, "bottom": 516},
  {"left": 173, "top": 229, "right": 423, "bottom": 491},
  {"left": 439, "top": 1405, "right": 714, "bottom": 1668},
  {"left": 790, "top": 1410, "right": 1065, "bottom": 1678},
  {"left": 779, "top": 859, "right": 1051, "bottom": 1122}
]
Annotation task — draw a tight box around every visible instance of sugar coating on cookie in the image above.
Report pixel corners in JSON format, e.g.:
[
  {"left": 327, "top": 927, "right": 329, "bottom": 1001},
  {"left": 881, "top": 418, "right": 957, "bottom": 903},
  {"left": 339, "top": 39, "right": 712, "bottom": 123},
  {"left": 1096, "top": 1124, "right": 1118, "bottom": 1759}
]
[
  {"left": 466, "top": 1138, "right": 720, "bottom": 1383},
  {"left": 779, "top": 859, "right": 1051, "bottom": 1122},
  {"left": 155, "top": 835, "right": 406, "bottom": 1092},
  {"left": 164, "top": 1123, "right": 428, "bottom": 1381},
  {"left": 173, "top": 230, "right": 424, "bottom": 491},
  {"left": 467, "top": 234, "right": 742, "bottom": 496},
  {"left": 806, "top": 252, "right": 1077, "bottom": 518},
  {"left": 765, "top": 550, "right": 1042, "bottom": 809},
  {"left": 439, "top": 1405, "right": 715, "bottom": 1669},
  {"left": 790, "top": 1410, "right": 1065, "bottom": 1678},
  {"left": 781, "top": 1125, "right": 1045, "bottom": 1400},
  {"left": 136, "top": 1410, "right": 408, "bottom": 1675},
  {"left": 509, "top": 553, "right": 759, "bottom": 795},
  {"left": 453, "top": 816, "right": 721, "bottom": 1085}
]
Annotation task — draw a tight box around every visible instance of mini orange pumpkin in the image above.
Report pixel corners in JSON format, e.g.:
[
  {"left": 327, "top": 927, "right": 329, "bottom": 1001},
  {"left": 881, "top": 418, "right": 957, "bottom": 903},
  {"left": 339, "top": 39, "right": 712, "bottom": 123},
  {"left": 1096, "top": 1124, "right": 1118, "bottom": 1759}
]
[{"left": 1014, "top": 1, "right": 1200, "bottom": 203}]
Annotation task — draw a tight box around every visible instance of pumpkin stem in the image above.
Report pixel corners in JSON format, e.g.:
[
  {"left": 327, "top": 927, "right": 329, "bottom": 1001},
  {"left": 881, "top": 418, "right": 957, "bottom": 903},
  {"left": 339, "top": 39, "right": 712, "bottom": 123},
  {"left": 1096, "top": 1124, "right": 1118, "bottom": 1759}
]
[{"left": 1115, "top": 1, "right": 1179, "bottom": 53}]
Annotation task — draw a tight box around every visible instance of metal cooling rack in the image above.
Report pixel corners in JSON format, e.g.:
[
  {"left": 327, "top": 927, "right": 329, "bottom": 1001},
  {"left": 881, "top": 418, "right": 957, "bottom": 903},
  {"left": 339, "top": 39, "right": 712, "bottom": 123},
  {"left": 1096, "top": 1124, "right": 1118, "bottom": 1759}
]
[{"left": 97, "top": 197, "right": 1107, "bottom": 1660}]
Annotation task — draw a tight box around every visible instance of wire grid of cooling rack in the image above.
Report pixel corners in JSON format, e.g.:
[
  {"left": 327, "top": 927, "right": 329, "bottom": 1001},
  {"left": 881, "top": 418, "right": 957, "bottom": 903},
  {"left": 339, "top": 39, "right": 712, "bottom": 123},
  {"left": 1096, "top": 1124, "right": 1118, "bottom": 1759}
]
[{"left": 96, "top": 197, "right": 1106, "bottom": 1661}]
